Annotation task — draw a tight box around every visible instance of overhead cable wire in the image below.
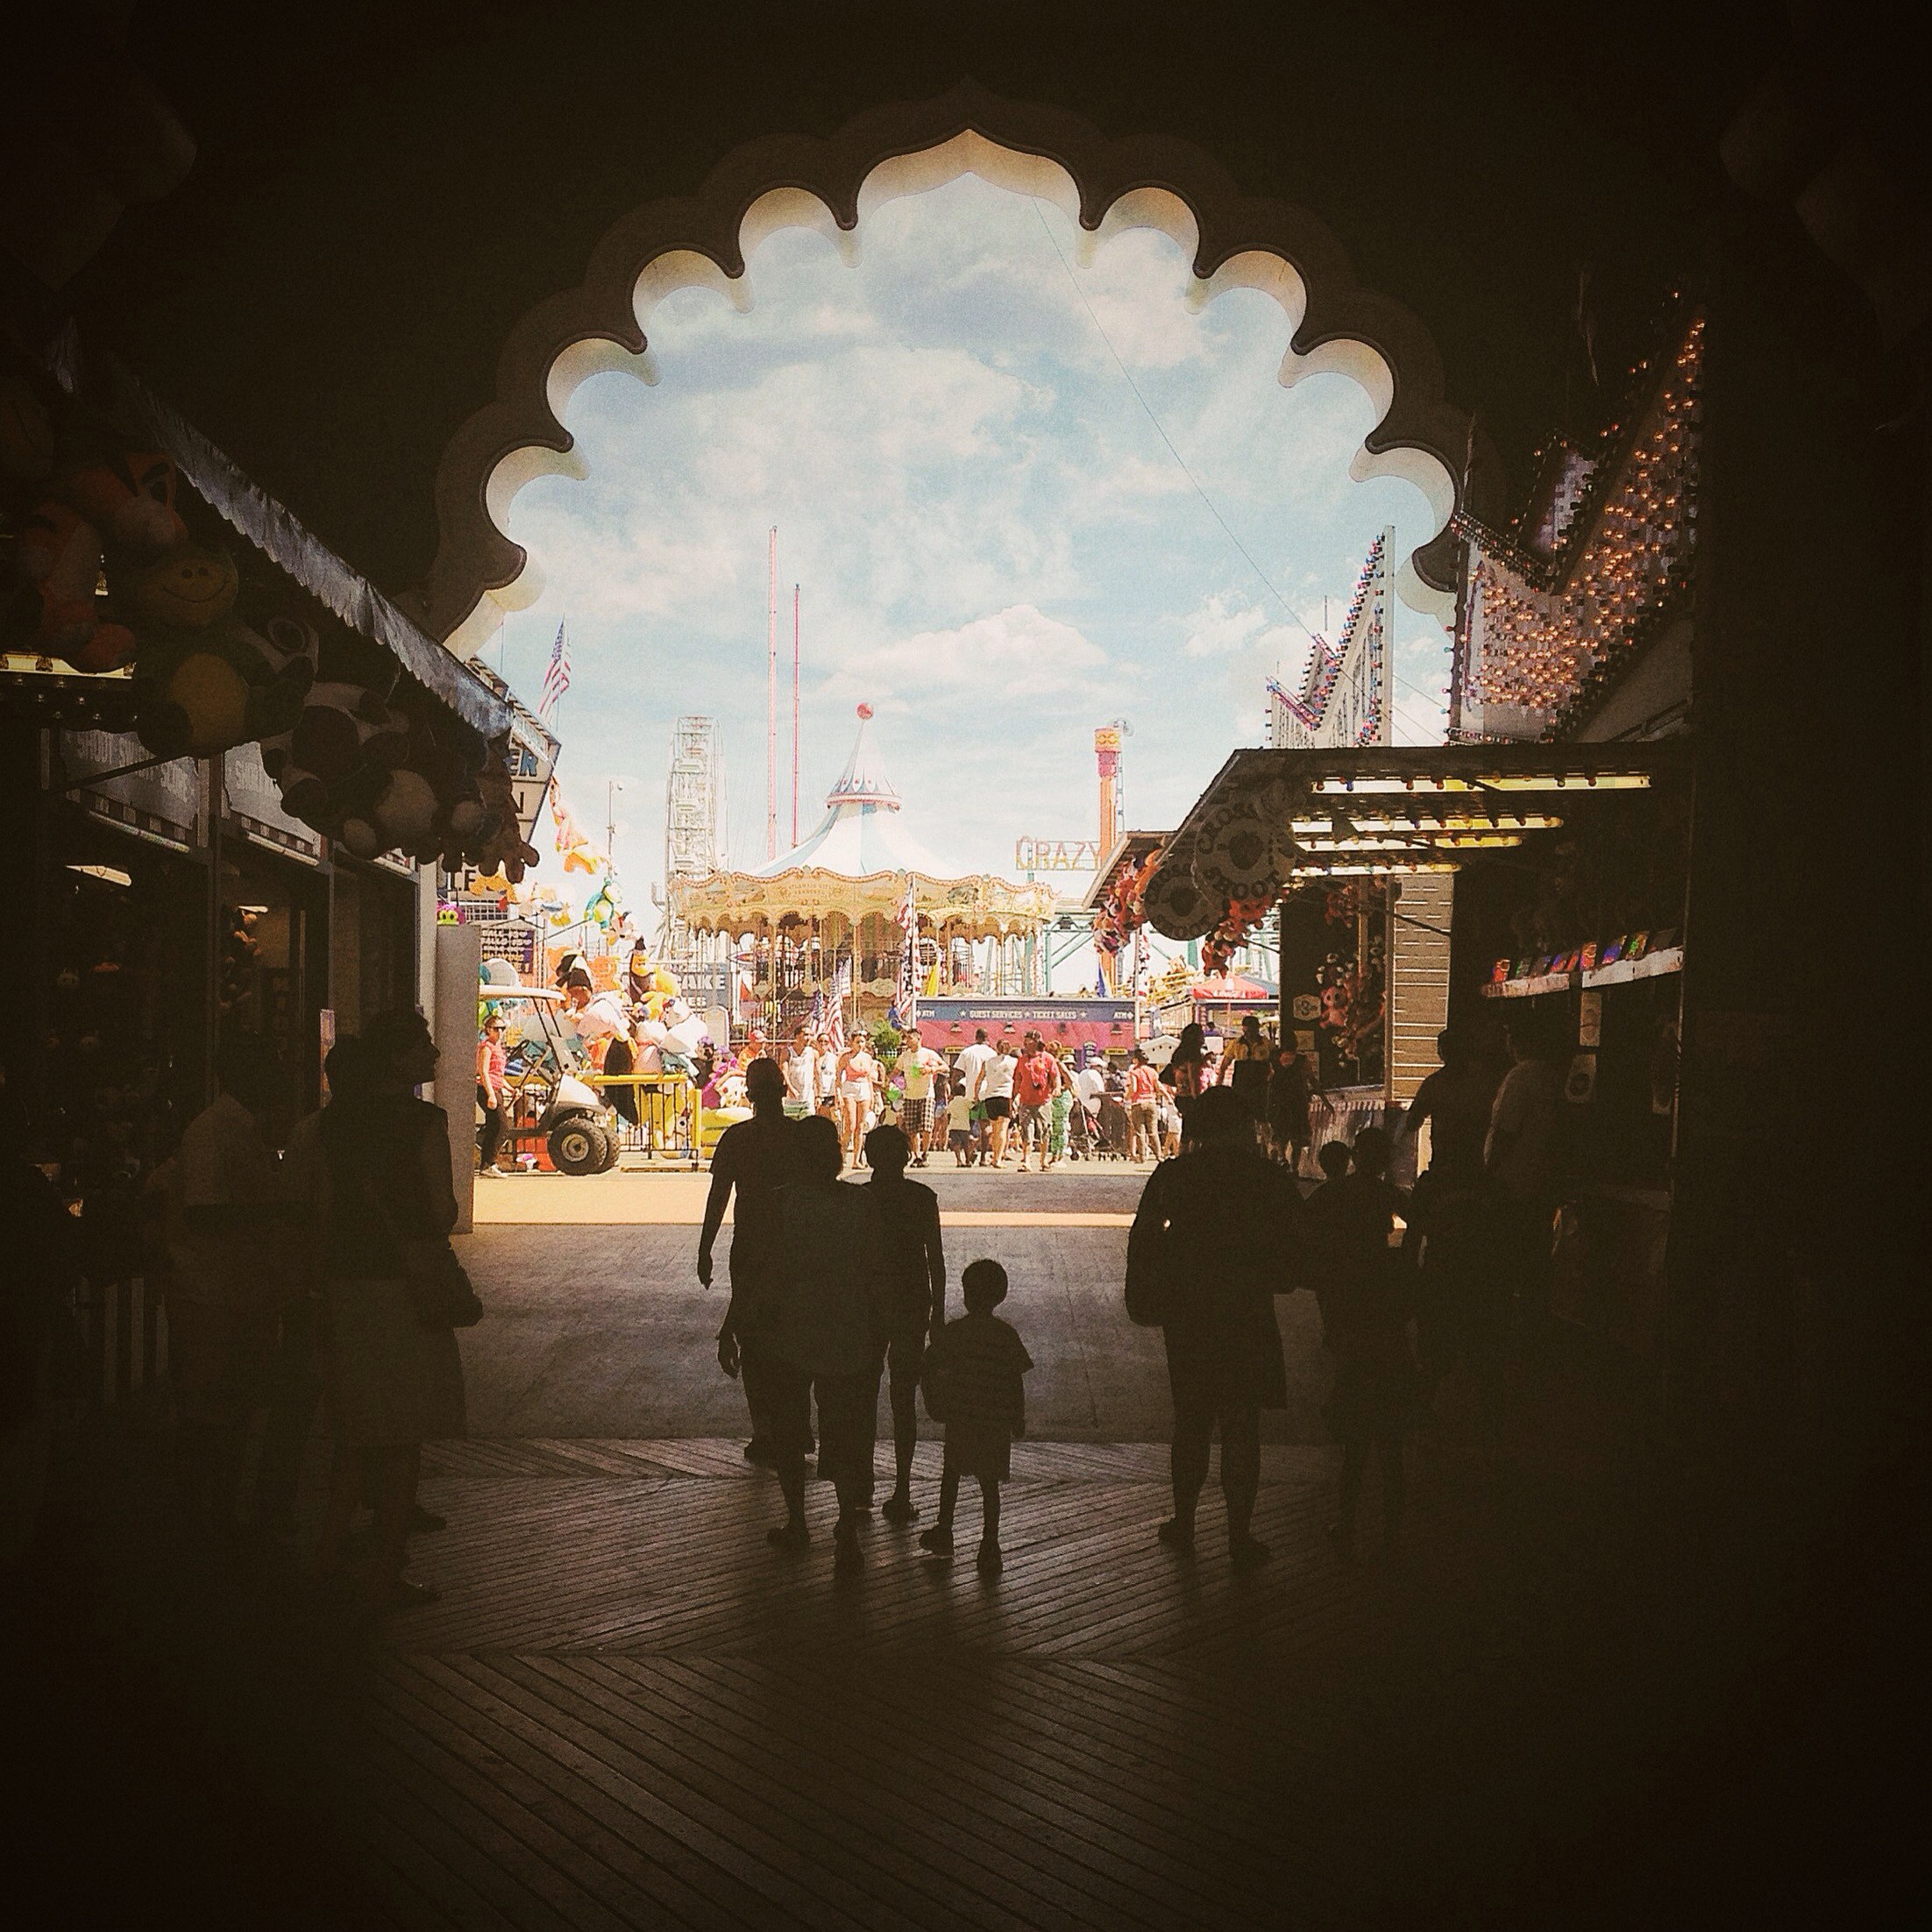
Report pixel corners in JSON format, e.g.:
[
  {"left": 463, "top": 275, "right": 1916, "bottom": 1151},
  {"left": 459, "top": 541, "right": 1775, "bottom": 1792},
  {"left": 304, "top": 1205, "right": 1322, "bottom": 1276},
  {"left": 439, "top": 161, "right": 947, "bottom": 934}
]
[{"left": 1030, "top": 199, "right": 1449, "bottom": 720}]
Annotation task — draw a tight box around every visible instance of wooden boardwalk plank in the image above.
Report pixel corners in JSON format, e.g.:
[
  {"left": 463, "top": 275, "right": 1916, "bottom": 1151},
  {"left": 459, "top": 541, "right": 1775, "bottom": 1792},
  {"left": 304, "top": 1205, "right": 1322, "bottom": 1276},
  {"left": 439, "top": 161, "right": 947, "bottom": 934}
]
[{"left": 458, "top": 1652, "right": 978, "bottom": 1932}]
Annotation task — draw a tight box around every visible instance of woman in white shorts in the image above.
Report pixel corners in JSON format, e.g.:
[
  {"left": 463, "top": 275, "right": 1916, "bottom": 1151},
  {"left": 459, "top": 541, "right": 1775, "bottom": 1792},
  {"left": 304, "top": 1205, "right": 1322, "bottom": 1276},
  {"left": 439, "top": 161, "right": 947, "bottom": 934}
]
[{"left": 836, "top": 1040, "right": 878, "bottom": 1166}]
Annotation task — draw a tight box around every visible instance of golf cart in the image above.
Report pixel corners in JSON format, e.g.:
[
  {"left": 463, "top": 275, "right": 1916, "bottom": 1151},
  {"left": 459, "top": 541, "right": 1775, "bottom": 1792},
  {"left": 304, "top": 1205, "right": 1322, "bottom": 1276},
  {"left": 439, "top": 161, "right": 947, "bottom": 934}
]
[{"left": 479, "top": 980, "right": 623, "bottom": 1175}]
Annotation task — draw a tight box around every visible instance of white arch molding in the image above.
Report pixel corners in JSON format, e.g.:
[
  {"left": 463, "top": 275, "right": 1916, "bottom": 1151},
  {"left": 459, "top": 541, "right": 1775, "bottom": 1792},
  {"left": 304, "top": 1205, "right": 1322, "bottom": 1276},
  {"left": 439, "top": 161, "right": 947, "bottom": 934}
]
[{"left": 408, "top": 83, "right": 1504, "bottom": 657}]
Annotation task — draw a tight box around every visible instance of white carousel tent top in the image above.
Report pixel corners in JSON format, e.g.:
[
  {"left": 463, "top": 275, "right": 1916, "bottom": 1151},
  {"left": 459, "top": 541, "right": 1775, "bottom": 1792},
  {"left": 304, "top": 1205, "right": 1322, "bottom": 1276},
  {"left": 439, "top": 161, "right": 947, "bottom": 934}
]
[
  {"left": 668, "top": 704, "right": 1055, "bottom": 940},
  {"left": 751, "top": 705, "right": 954, "bottom": 879}
]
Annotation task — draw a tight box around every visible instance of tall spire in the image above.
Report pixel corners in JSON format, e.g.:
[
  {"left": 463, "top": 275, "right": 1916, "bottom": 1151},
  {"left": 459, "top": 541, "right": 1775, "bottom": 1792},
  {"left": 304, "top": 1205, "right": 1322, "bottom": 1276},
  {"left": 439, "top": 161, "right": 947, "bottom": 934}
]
[
  {"left": 826, "top": 703, "right": 901, "bottom": 810},
  {"left": 765, "top": 527, "right": 778, "bottom": 860}
]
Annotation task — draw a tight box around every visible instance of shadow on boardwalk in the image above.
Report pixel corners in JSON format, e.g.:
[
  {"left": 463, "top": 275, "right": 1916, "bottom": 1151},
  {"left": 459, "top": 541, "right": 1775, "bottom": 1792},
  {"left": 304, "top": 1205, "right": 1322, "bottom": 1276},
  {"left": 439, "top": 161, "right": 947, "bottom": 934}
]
[{"left": 11, "top": 1348, "right": 1922, "bottom": 1929}]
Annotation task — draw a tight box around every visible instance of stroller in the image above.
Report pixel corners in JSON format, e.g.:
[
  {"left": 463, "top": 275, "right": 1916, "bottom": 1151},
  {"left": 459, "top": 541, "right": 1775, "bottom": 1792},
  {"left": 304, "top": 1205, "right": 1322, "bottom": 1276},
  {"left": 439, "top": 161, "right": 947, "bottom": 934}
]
[{"left": 1067, "top": 1094, "right": 1106, "bottom": 1161}]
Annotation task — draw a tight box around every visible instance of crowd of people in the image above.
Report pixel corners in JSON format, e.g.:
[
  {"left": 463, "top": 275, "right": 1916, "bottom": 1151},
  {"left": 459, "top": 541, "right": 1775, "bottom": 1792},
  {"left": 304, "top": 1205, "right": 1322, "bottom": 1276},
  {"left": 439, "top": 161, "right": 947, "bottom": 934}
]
[
  {"left": 699, "top": 1005, "right": 1568, "bottom": 1576},
  {"left": 697, "top": 1008, "right": 1565, "bottom": 1572},
  {"left": 743, "top": 1013, "right": 1329, "bottom": 1176},
  {"left": 2, "top": 991, "right": 1564, "bottom": 1607}
]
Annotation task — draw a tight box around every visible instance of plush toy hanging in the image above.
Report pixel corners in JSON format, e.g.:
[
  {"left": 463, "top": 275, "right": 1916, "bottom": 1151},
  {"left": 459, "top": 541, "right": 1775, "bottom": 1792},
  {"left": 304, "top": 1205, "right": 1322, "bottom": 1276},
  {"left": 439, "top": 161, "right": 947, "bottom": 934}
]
[
  {"left": 2, "top": 383, "right": 188, "bottom": 673},
  {"left": 550, "top": 783, "right": 598, "bottom": 875},
  {"left": 132, "top": 611, "right": 317, "bottom": 759},
  {"left": 117, "top": 541, "right": 238, "bottom": 631},
  {"left": 14, "top": 497, "right": 134, "bottom": 670},
  {"left": 259, "top": 668, "right": 409, "bottom": 834},
  {"left": 15, "top": 433, "right": 188, "bottom": 671}
]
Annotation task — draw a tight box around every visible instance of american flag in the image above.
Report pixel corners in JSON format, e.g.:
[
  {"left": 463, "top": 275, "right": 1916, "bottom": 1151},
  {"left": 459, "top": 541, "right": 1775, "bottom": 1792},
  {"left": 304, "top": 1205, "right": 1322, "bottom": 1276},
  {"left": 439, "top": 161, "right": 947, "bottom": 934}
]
[
  {"left": 894, "top": 876, "right": 919, "bottom": 1032},
  {"left": 537, "top": 621, "right": 571, "bottom": 720},
  {"left": 825, "top": 955, "right": 849, "bottom": 1055}
]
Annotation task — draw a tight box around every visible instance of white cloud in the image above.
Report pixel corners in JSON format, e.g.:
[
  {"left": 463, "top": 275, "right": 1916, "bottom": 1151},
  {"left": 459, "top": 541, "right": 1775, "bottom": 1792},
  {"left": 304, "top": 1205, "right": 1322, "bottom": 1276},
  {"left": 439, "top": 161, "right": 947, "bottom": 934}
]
[
  {"left": 490, "top": 172, "right": 1451, "bottom": 903},
  {"left": 830, "top": 605, "right": 1107, "bottom": 704},
  {"left": 1182, "top": 592, "right": 1264, "bottom": 658}
]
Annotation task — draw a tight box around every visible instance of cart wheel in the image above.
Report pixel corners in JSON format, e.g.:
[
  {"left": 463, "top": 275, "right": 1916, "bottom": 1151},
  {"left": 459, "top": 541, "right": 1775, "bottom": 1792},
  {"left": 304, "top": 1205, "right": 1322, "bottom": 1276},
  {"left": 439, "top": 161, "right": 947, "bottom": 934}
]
[
  {"left": 593, "top": 1123, "right": 621, "bottom": 1172},
  {"left": 549, "top": 1118, "right": 607, "bottom": 1176}
]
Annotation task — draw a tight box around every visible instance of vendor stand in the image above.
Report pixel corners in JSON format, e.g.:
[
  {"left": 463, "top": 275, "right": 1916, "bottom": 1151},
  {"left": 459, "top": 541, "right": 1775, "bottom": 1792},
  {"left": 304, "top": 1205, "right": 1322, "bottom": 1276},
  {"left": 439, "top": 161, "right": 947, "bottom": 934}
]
[{"left": 1151, "top": 743, "right": 1690, "bottom": 1354}]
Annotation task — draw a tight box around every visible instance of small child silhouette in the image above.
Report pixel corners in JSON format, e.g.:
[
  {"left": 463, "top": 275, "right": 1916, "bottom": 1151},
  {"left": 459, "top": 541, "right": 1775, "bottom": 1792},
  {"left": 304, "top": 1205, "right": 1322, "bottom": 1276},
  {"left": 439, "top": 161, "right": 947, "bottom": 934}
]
[{"left": 919, "top": 1258, "right": 1032, "bottom": 1574}]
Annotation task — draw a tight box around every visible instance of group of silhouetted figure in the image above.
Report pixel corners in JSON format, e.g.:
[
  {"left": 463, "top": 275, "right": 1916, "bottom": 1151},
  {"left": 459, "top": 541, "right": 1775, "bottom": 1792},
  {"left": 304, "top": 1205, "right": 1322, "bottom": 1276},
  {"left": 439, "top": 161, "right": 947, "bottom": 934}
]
[
  {"left": 4, "top": 1010, "right": 473, "bottom": 1611},
  {"left": 705, "top": 1010, "right": 1564, "bottom": 1573},
  {"left": 2, "top": 1006, "right": 1561, "bottom": 1607}
]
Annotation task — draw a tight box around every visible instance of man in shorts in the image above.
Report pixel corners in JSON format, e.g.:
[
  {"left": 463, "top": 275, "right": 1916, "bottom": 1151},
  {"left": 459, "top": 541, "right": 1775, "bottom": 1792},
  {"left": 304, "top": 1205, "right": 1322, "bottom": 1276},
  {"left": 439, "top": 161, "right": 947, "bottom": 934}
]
[
  {"left": 894, "top": 1036, "right": 942, "bottom": 1165},
  {"left": 1126, "top": 1047, "right": 1161, "bottom": 1161},
  {"left": 863, "top": 1124, "right": 945, "bottom": 1522},
  {"left": 1012, "top": 1031, "right": 1064, "bottom": 1172},
  {"left": 950, "top": 1027, "right": 997, "bottom": 1159}
]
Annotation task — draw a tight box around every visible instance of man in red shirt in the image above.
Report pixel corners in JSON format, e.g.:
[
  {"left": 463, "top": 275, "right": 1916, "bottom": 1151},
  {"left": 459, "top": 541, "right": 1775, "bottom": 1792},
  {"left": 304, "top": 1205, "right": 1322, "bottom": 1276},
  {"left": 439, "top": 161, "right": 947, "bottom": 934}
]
[{"left": 1012, "top": 1031, "right": 1064, "bottom": 1173}]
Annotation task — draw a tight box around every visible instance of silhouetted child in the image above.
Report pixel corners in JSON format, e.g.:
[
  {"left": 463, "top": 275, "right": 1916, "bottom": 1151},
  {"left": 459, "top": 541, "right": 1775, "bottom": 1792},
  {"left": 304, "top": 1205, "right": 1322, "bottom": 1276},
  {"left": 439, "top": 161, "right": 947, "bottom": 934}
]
[
  {"left": 1319, "top": 1127, "right": 1420, "bottom": 1558},
  {"left": 919, "top": 1258, "right": 1031, "bottom": 1573}
]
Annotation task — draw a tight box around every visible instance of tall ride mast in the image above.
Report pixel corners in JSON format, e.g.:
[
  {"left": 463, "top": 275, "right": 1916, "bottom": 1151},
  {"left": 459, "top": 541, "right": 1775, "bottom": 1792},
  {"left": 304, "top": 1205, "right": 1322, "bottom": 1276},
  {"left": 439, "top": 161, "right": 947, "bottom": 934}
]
[{"left": 765, "top": 527, "right": 778, "bottom": 861}]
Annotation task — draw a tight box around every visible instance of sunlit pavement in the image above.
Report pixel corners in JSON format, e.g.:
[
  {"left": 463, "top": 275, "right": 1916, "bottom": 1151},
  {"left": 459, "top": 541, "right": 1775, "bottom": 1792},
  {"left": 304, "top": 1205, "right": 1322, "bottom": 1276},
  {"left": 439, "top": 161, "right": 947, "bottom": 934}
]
[{"left": 473, "top": 1157, "right": 1166, "bottom": 1225}]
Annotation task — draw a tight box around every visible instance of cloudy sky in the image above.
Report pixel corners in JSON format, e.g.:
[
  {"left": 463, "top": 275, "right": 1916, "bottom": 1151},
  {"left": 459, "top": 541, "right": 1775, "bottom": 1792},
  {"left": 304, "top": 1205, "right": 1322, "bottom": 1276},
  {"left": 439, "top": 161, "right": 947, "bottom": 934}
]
[{"left": 496, "top": 173, "right": 1450, "bottom": 918}]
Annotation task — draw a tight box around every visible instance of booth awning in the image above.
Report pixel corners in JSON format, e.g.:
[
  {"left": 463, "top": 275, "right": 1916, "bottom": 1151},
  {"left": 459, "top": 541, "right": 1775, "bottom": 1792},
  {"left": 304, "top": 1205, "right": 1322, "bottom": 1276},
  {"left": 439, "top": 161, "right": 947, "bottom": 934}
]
[{"left": 1147, "top": 742, "right": 1691, "bottom": 940}]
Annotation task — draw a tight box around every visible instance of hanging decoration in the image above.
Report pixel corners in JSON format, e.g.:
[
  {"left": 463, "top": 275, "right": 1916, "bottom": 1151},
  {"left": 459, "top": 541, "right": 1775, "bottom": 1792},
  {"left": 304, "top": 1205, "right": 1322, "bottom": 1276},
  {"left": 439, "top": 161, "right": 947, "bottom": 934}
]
[
  {"left": 131, "top": 611, "right": 316, "bottom": 758},
  {"left": 550, "top": 782, "right": 600, "bottom": 874},
  {"left": 1451, "top": 310, "right": 1703, "bottom": 738}
]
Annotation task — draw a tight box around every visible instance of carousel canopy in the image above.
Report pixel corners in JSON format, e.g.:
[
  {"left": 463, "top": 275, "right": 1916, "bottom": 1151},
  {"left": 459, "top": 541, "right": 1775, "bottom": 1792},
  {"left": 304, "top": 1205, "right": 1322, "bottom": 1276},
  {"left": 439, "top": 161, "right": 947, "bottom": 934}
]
[
  {"left": 751, "top": 705, "right": 950, "bottom": 878},
  {"left": 668, "top": 706, "right": 1055, "bottom": 941}
]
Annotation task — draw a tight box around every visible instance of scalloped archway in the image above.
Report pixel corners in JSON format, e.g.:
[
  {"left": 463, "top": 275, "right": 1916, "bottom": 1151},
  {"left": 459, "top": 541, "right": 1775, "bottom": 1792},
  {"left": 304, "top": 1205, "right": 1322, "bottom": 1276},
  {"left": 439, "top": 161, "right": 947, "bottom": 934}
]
[{"left": 410, "top": 82, "right": 1504, "bottom": 656}]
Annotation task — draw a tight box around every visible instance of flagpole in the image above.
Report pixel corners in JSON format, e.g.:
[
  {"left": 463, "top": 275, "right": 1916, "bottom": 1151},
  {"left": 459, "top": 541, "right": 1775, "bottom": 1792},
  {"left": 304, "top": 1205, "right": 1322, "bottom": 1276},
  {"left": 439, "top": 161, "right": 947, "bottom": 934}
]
[
  {"left": 766, "top": 529, "right": 778, "bottom": 862},
  {"left": 792, "top": 582, "right": 800, "bottom": 847}
]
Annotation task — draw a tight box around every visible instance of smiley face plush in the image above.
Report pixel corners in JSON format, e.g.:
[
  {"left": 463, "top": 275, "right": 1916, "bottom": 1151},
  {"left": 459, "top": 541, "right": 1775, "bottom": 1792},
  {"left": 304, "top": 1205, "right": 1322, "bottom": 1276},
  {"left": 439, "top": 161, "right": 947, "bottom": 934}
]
[{"left": 121, "top": 543, "right": 238, "bottom": 629}]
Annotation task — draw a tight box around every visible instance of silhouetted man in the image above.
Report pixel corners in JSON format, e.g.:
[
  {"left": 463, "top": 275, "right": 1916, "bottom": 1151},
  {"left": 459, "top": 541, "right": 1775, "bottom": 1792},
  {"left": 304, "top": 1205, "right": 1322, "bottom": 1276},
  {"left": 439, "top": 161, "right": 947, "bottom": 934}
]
[
  {"left": 1398, "top": 1026, "right": 1500, "bottom": 1382},
  {"left": 1126, "top": 1086, "right": 1305, "bottom": 1570},
  {"left": 863, "top": 1123, "right": 945, "bottom": 1522},
  {"left": 703, "top": 1055, "right": 800, "bottom": 1464},
  {"left": 1485, "top": 1013, "right": 1565, "bottom": 1339},
  {"left": 752, "top": 1115, "right": 889, "bottom": 1573}
]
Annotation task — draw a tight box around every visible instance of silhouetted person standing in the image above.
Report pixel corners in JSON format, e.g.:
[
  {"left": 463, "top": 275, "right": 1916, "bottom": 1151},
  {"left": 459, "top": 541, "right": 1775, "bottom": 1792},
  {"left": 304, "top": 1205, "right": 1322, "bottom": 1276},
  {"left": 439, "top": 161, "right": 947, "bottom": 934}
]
[
  {"left": 287, "top": 1014, "right": 467, "bottom": 1610},
  {"left": 863, "top": 1124, "right": 945, "bottom": 1523},
  {"left": 920, "top": 1259, "right": 1031, "bottom": 1574},
  {"left": 752, "top": 1115, "right": 889, "bottom": 1573},
  {"left": 168, "top": 1032, "right": 295, "bottom": 1540},
  {"left": 1218, "top": 1013, "right": 1272, "bottom": 1138},
  {"left": 1268, "top": 1048, "right": 1314, "bottom": 1174},
  {"left": 1398, "top": 1027, "right": 1499, "bottom": 1382},
  {"left": 1, "top": 1096, "right": 80, "bottom": 1568},
  {"left": 1161, "top": 1022, "right": 1210, "bottom": 1140},
  {"left": 703, "top": 1056, "right": 800, "bottom": 1465},
  {"left": 1319, "top": 1127, "right": 1420, "bottom": 1557},
  {"left": 1485, "top": 1013, "right": 1565, "bottom": 1339},
  {"left": 1127, "top": 1086, "right": 1304, "bottom": 1569}
]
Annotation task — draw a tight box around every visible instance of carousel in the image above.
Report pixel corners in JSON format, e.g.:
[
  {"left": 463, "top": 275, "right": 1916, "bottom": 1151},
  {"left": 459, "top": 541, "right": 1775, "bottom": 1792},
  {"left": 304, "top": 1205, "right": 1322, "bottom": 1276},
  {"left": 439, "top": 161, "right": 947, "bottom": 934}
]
[{"left": 668, "top": 706, "right": 1055, "bottom": 1036}]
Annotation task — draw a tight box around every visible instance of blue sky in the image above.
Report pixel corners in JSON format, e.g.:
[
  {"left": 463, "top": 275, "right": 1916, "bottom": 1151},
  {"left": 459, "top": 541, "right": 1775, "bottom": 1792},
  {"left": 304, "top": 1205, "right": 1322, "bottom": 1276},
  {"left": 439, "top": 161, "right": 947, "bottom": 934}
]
[{"left": 496, "top": 173, "right": 1449, "bottom": 913}]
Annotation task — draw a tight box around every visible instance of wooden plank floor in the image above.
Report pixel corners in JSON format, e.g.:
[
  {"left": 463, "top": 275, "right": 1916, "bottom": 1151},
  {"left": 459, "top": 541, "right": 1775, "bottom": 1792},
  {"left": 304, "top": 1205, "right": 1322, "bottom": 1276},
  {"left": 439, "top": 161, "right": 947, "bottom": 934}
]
[
  {"left": 316, "top": 1436, "right": 1405, "bottom": 1928},
  {"left": 30, "top": 1401, "right": 1860, "bottom": 1928}
]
